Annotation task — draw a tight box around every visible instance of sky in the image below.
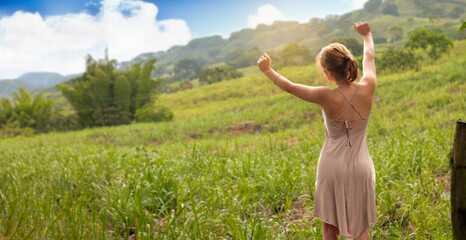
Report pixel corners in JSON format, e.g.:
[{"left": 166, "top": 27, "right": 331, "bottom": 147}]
[{"left": 0, "top": 0, "right": 368, "bottom": 79}]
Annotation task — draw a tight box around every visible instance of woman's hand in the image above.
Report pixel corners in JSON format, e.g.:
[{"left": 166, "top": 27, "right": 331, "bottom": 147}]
[
  {"left": 257, "top": 52, "right": 272, "bottom": 73},
  {"left": 353, "top": 21, "right": 371, "bottom": 36}
]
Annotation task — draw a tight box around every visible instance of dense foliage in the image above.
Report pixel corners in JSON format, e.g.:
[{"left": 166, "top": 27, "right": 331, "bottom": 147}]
[
  {"left": 327, "top": 37, "right": 363, "bottom": 56},
  {"left": 227, "top": 47, "right": 262, "bottom": 69},
  {"left": 364, "top": 0, "right": 382, "bottom": 12},
  {"left": 382, "top": 4, "right": 399, "bottom": 16},
  {"left": 407, "top": 28, "right": 454, "bottom": 60},
  {"left": 377, "top": 47, "right": 421, "bottom": 72},
  {"left": 0, "top": 88, "right": 53, "bottom": 136},
  {"left": 388, "top": 25, "right": 403, "bottom": 42},
  {"left": 199, "top": 65, "right": 244, "bottom": 84},
  {"left": 58, "top": 54, "right": 172, "bottom": 127},
  {"left": 173, "top": 58, "right": 203, "bottom": 81},
  {"left": 277, "top": 43, "right": 313, "bottom": 67}
]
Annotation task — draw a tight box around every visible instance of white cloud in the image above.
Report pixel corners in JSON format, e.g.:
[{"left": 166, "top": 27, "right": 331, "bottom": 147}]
[
  {"left": 0, "top": 0, "right": 191, "bottom": 79},
  {"left": 247, "top": 4, "right": 285, "bottom": 28},
  {"left": 346, "top": 0, "right": 369, "bottom": 10}
]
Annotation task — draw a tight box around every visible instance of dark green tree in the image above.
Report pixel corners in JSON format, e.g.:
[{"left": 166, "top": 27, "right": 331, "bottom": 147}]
[
  {"left": 227, "top": 47, "right": 262, "bottom": 69},
  {"left": 135, "top": 59, "right": 159, "bottom": 110},
  {"left": 388, "top": 25, "right": 404, "bottom": 42},
  {"left": 199, "top": 65, "right": 243, "bottom": 84},
  {"left": 174, "top": 58, "right": 202, "bottom": 81},
  {"left": 407, "top": 28, "right": 453, "bottom": 60},
  {"left": 0, "top": 88, "right": 53, "bottom": 134},
  {"left": 364, "top": 0, "right": 382, "bottom": 12},
  {"left": 279, "top": 43, "right": 312, "bottom": 67},
  {"left": 378, "top": 47, "right": 421, "bottom": 72},
  {"left": 58, "top": 55, "right": 164, "bottom": 127},
  {"left": 228, "top": 48, "right": 245, "bottom": 61},
  {"left": 328, "top": 37, "right": 363, "bottom": 56},
  {"left": 448, "top": 8, "right": 464, "bottom": 18},
  {"left": 114, "top": 75, "right": 131, "bottom": 112},
  {"left": 382, "top": 4, "right": 399, "bottom": 16}
]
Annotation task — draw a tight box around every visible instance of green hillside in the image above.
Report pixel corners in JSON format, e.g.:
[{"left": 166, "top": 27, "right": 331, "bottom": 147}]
[
  {"left": 0, "top": 37, "right": 464, "bottom": 239},
  {"left": 0, "top": 79, "right": 37, "bottom": 98},
  {"left": 117, "top": 0, "right": 465, "bottom": 77}
]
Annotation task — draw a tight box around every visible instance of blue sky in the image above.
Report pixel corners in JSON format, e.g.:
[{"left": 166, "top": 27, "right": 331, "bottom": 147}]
[
  {"left": 0, "top": 0, "right": 365, "bottom": 38},
  {"left": 0, "top": 0, "right": 367, "bottom": 78}
]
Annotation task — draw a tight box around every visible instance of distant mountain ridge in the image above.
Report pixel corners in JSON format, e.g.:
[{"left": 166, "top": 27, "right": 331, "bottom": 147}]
[
  {"left": 17, "top": 72, "right": 64, "bottom": 87},
  {"left": 118, "top": 0, "right": 465, "bottom": 76},
  {"left": 0, "top": 72, "right": 80, "bottom": 98}
]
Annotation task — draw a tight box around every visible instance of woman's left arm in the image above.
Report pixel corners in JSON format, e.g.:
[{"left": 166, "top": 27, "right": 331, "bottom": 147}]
[{"left": 258, "top": 52, "right": 329, "bottom": 105}]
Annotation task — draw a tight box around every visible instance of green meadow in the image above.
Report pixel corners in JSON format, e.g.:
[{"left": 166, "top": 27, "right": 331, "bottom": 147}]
[{"left": 0, "top": 40, "right": 464, "bottom": 239}]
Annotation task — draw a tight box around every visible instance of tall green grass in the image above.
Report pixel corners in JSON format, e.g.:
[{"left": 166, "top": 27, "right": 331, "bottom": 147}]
[{"left": 0, "top": 41, "right": 464, "bottom": 239}]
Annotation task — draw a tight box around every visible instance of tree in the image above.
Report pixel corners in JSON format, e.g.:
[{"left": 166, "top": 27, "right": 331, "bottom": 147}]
[
  {"left": 135, "top": 59, "right": 159, "bottom": 110},
  {"left": 228, "top": 48, "right": 245, "bottom": 62},
  {"left": 382, "top": 4, "right": 399, "bottom": 16},
  {"left": 328, "top": 37, "right": 363, "bottom": 56},
  {"left": 0, "top": 88, "right": 53, "bottom": 134},
  {"left": 373, "top": 37, "right": 387, "bottom": 44},
  {"left": 388, "top": 25, "right": 404, "bottom": 42},
  {"left": 378, "top": 47, "right": 421, "bottom": 72},
  {"left": 364, "top": 0, "right": 382, "bottom": 12},
  {"left": 199, "top": 65, "right": 243, "bottom": 84},
  {"left": 227, "top": 47, "right": 262, "bottom": 69},
  {"left": 174, "top": 58, "right": 202, "bottom": 81},
  {"left": 134, "top": 104, "right": 173, "bottom": 122},
  {"left": 279, "top": 43, "right": 312, "bottom": 67},
  {"left": 448, "top": 8, "right": 464, "bottom": 18},
  {"left": 58, "top": 54, "right": 164, "bottom": 127},
  {"left": 407, "top": 28, "right": 454, "bottom": 60},
  {"left": 114, "top": 75, "right": 131, "bottom": 112}
]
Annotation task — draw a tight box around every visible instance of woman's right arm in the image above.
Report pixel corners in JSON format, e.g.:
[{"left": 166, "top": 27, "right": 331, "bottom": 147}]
[{"left": 354, "top": 21, "right": 376, "bottom": 94}]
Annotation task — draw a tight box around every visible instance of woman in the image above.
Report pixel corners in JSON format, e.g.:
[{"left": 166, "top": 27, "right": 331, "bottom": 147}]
[{"left": 257, "top": 21, "right": 376, "bottom": 240}]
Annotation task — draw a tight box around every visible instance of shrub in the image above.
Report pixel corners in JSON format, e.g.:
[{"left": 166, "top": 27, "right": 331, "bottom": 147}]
[
  {"left": 407, "top": 28, "right": 453, "bottom": 60},
  {"left": 378, "top": 47, "right": 421, "bottom": 72},
  {"left": 328, "top": 37, "right": 363, "bottom": 56},
  {"left": 199, "top": 65, "right": 243, "bottom": 84},
  {"left": 135, "top": 104, "right": 174, "bottom": 123}
]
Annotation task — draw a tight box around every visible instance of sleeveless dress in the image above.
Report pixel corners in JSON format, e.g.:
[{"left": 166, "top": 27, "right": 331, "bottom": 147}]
[{"left": 312, "top": 84, "right": 377, "bottom": 239}]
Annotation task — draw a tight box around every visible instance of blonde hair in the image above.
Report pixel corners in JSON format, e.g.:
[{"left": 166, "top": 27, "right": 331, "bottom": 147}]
[{"left": 316, "top": 43, "right": 358, "bottom": 84}]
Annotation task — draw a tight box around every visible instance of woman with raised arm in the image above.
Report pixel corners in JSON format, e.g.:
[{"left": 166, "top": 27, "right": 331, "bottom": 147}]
[{"left": 257, "top": 21, "right": 376, "bottom": 240}]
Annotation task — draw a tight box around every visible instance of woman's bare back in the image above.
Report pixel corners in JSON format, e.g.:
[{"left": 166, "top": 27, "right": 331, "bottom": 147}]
[{"left": 321, "top": 82, "right": 373, "bottom": 129}]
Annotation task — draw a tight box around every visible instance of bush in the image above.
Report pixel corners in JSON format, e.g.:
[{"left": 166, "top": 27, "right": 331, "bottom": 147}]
[
  {"left": 378, "top": 47, "right": 421, "bottom": 72},
  {"left": 199, "top": 65, "right": 243, "bottom": 84},
  {"left": 227, "top": 47, "right": 262, "bottom": 69},
  {"left": 0, "top": 88, "right": 54, "bottom": 134},
  {"left": 1, "top": 121, "right": 34, "bottom": 137},
  {"left": 58, "top": 54, "right": 167, "bottom": 127},
  {"left": 278, "top": 43, "right": 313, "bottom": 67},
  {"left": 382, "top": 4, "right": 399, "bottom": 16},
  {"left": 328, "top": 37, "right": 363, "bottom": 56},
  {"left": 364, "top": 0, "right": 382, "bottom": 12},
  {"left": 134, "top": 104, "right": 174, "bottom": 123},
  {"left": 407, "top": 28, "right": 453, "bottom": 60},
  {"left": 373, "top": 37, "right": 387, "bottom": 44}
]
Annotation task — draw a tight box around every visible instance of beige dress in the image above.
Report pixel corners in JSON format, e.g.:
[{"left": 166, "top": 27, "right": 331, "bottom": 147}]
[{"left": 313, "top": 84, "right": 377, "bottom": 238}]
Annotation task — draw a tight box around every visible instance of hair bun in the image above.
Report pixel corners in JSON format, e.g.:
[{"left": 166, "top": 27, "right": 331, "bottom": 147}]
[{"left": 343, "top": 55, "right": 350, "bottom": 63}]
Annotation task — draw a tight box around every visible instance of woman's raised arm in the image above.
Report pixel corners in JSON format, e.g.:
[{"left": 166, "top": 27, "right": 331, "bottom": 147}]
[
  {"left": 257, "top": 52, "right": 330, "bottom": 105},
  {"left": 354, "top": 21, "right": 376, "bottom": 94}
]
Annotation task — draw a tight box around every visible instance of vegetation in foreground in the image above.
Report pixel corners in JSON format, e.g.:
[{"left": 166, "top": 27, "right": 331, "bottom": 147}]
[{"left": 0, "top": 40, "right": 464, "bottom": 239}]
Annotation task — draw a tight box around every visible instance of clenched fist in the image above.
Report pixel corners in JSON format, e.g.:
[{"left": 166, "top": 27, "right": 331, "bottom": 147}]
[
  {"left": 257, "top": 52, "right": 272, "bottom": 73},
  {"left": 353, "top": 21, "right": 371, "bottom": 36}
]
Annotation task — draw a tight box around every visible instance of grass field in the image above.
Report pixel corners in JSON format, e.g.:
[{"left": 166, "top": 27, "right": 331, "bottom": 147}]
[{"left": 0, "top": 41, "right": 465, "bottom": 239}]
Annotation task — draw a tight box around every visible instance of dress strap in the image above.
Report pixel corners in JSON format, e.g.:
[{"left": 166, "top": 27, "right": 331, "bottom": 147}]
[{"left": 335, "top": 84, "right": 366, "bottom": 120}]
